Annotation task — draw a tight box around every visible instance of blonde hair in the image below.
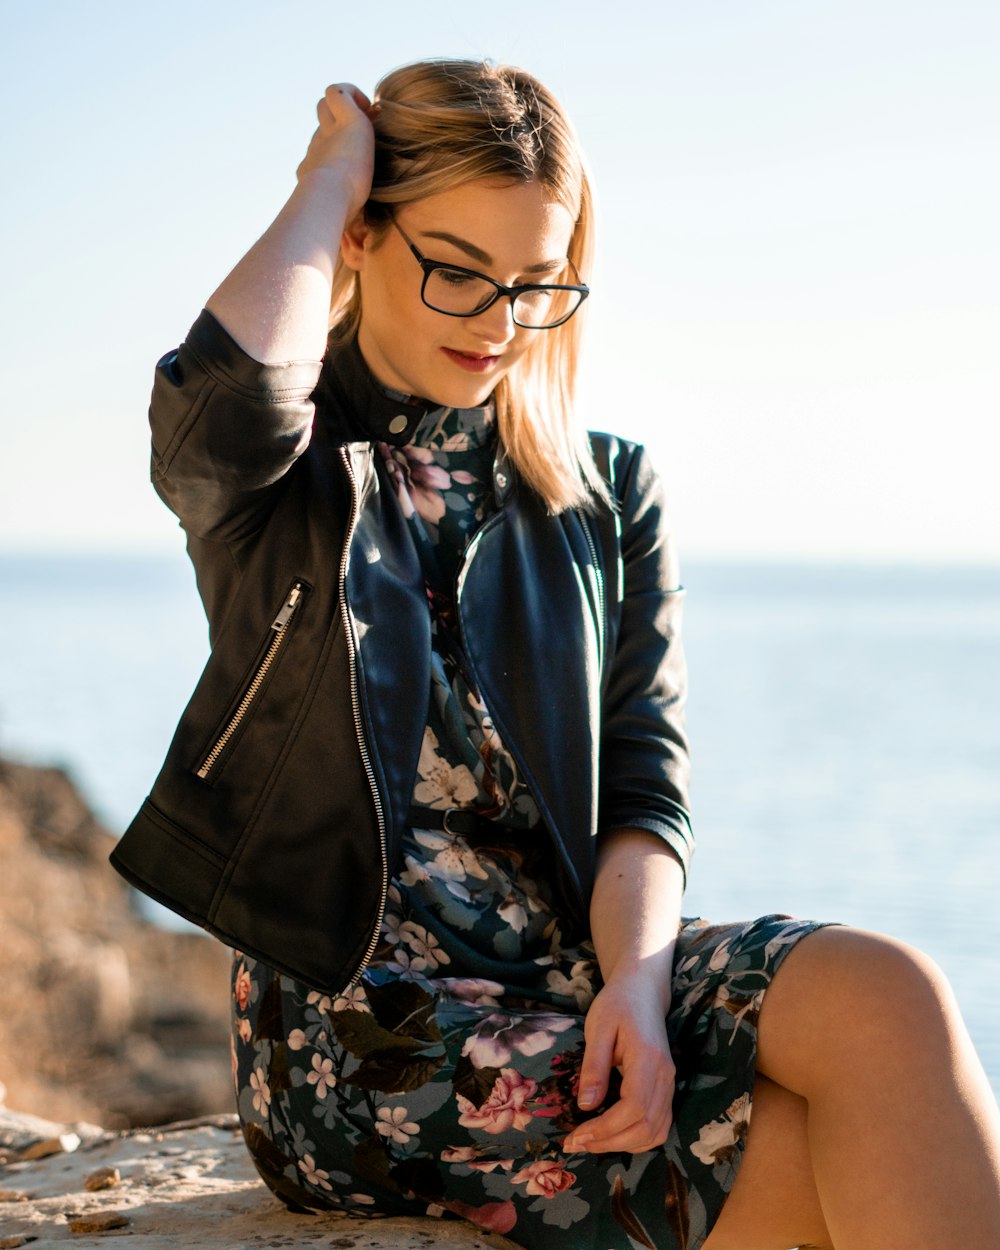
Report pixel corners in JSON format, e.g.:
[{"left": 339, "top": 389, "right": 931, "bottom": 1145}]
[{"left": 329, "top": 59, "right": 608, "bottom": 514}]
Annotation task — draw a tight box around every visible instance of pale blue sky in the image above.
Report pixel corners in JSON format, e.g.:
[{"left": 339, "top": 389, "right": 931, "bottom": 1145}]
[{"left": 2, "top": 0, "right": 997, "bottom": 560}]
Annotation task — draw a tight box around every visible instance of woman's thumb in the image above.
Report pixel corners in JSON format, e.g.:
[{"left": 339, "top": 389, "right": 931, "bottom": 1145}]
[{"left": 577, "top": 1029, "right": 614, "bottom": 1109}]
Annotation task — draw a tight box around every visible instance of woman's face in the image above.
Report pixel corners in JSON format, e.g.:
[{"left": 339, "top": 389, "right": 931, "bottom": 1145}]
[{"left": 341, "top": 178, "right": 576, "bottom": 408}]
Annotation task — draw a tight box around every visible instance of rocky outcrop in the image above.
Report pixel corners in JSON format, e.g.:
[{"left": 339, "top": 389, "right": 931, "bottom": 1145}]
[
  {"left": 0, "top": 1106, "right": 517, "bottom": 1249},
  {"left": 0, "top": 758, "right": 232, "bottom": 1128}
]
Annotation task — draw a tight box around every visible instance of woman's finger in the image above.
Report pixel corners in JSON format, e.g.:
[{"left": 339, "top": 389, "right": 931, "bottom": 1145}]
[
  {"left": 576, "top": 1018, "right": 616, "bottom": 1111},
  {"left": 566, "top": 1061, "right": 674, "bottom": 1152}
]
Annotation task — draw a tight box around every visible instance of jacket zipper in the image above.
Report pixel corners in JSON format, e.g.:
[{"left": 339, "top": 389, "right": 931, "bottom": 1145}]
[
  {"left": 196, "top": 582, "right": 305, "bottom": 780},
  {"left": 576, "top": 509, "right": 606, "bottom": 662},
  {"left": 338, "top": 447, "right": 390, "bottom": 986}
]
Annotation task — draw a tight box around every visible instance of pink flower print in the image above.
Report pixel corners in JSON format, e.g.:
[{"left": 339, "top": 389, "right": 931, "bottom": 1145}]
[
  {"left": 237, "top": 1017, "right": 253, "bottom": 1044},
  {"left": 306, "top": 990, "right": 332, "bottom": 1013},
  {"left": 381, "top": 444, "right": 451, "bottom": 525},
  {"left": 287, "top": 1028, "right": 307, "bottom": 1051},
  {"left": 437, "top": 978, "right": 504, "bottom": 1007},
  {"left": 461, "top": 1011, "right": 575, "bottom": 1069},
  {"left": 445, "top": 1199, "right": 517, "bottom": 1235},
  {"left": 249, "top": 1068, "right": 271, "bottom": 1115},
  {"left": 468, "top": 1158, "right": 515, "bottom": 1173},
  {"left": 375, "top": 1105, "right": 420, "bottom": 1145},
  {"left": 511, "top": 1159, "right": 577, "bottom": 1199},
  {"left": 380, "top": 912, "right": 404, "bottom": 944},
  {"left": 306, "top": 1053, "right": 337, "bottom": 1100},
  {"left": 413, "top": 727, "right": 479, "bottom": 809},
  {"left": 456, "top": 1068, "right": 538, "bottom": 1134},
  {"left": 298, "top": 1153, "right": 333, "bottom": 1190},
  {"left": 440, "top": 1145, "right": 478, "bottom": 1164},
  {"left": 233, "top": 963, "right": 251, "bottom": 1011}
]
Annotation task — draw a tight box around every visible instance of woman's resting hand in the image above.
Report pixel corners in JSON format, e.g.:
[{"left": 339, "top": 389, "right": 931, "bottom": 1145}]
[
  {"left": 297, "top": 83, "right": 378, "bottom": 223},
  {"left": 563, "top": 972, "right": 676, "bottom": 1154}
]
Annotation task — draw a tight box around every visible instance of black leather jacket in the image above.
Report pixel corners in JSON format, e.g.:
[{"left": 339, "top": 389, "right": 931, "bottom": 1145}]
[{"left": 110, "top": 309, "right": 693, "bottom": 994}]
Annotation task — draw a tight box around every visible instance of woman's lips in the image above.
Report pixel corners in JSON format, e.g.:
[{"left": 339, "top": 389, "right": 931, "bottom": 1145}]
[{"left": 441, "top": 347, "right": 501, "bottom": 373}]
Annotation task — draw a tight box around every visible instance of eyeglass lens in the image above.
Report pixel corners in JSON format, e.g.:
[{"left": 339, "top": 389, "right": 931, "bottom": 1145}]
[{"left": 423, "top": 266, "right": 583, "bottom": 328}]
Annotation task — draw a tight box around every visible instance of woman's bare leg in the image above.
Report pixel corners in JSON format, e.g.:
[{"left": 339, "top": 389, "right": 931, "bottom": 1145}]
[{"left": 707, "top": 926, "right": 1000, "bottom": 1249}]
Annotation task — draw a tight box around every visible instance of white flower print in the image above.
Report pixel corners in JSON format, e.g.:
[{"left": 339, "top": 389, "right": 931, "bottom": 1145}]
[
  {"left": 546, "top": 960, "right": 597, "bottom": 1011},
  {"left": 497, "top": 894, "right": 529, "bottom": 934},
  {"left": 298, "top": 1153, "right": 333, "bottom": 1190},
  {"left": 375, "top": 1105, "right": 420, "bottom": 1145},
  {"left": 380, "top": 912, "right": 404, "bottom": 944},
  {"left": 412, "top": 829, "right": 490, "bottom": 885},
  {"left": 398, "top": 920, "right": 452, "bottom": 971},
  {"left": 707, "top": 939, "right": 732, "bottom": 972},
  {"left": 331, "top": 983, "right": 372, "bottom": 1014},
  {"left": 306, "top": 1053, "right": 337, "bottom": 1100},
  {"left": 249, "top": 1067, "right": 271, "bottom": 1116},
  {"left": 690, "top": 1093, "right": 752, "bottom": 1166},
  {"left": 413, "top": 727, "right": 479, "bottom": 809}
]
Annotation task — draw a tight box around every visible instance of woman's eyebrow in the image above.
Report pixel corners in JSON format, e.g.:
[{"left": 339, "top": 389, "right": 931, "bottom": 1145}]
[{"left": 419, "top": 229, "right": 565, "bottom": 275}]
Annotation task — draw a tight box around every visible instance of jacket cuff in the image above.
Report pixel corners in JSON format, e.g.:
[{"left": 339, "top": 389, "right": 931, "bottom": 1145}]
[
  {"left": 182, "top": 307, "right": 324, "bottom": 399},
  {"left": 599, "top": 814, "right": 694, "bottom": 887}
]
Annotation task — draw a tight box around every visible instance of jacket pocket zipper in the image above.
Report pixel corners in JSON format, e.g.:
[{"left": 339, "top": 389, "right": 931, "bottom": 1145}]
[{"left": 196, "top": 581, "right": 306, "bottom": 780}]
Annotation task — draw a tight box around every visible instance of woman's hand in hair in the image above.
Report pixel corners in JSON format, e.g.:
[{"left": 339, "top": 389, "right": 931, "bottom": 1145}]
[{"left": 297, "top": 83, "right": 378, "bottom": 222}]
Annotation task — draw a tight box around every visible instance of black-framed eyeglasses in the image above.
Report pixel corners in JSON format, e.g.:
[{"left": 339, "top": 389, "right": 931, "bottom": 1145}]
[{"left": 391, "top": 218, "right": 589, "bottom": 330}]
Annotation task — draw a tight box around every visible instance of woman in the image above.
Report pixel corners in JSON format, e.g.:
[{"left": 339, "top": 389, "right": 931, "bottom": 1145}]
[{"left": 112, "top": 60, "right": 1000, "bottom": 1249}]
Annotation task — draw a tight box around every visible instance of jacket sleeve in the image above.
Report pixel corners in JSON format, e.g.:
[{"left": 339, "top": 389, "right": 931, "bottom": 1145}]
[
  {"left": 598, "top": 442, "right": 695, "bottom": 882},
  {"left": 149, "top": 309, "right": 323, "bottom": 543}
]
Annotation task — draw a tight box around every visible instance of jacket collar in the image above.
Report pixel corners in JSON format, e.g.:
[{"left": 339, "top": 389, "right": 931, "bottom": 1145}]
[{"left": 314, "top": 332, "right": 492, "bottom": 449}]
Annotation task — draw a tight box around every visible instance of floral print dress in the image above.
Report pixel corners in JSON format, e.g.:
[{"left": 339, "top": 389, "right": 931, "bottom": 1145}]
[{"left": 231, "top": 400, "right": 831, "bottom": 1250}]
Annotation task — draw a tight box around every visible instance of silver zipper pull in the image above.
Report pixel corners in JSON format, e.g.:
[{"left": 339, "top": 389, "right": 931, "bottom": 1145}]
[{"left": 271, "top": 584, "right": 302, "bottom": 631}]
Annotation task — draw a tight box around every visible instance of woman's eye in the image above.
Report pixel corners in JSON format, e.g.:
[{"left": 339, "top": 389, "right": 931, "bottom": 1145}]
[{"left": 437, "top": 268, "right": 475, "bottom": 287}]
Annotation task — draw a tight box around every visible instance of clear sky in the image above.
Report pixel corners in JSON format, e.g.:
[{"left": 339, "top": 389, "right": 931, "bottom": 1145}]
[{"left": 2, "top": 0, "right": 997, "bottom": 561}]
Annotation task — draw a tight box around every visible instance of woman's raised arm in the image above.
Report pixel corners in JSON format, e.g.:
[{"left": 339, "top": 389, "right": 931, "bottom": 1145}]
[{"left": 205, "top": 84, "right": 376, "bottom": 364}]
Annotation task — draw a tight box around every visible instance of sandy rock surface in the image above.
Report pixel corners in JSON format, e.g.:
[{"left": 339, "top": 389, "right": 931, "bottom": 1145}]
[{"left": 0, "top": 1112, "right": 517, "bottom": 1250}]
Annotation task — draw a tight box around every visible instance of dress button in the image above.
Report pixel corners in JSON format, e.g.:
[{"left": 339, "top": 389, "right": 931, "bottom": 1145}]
[
  {"left": 388, "top": 415, "right": 408, "bottom": 434},
  {"left": 495, "top": 471, "right": 508, "bottom": 489}
]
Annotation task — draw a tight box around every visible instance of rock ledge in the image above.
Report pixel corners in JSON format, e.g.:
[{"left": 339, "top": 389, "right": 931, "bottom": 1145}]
[{"left": 0, "top": 1109, "right": 517, "bottom": 1249}]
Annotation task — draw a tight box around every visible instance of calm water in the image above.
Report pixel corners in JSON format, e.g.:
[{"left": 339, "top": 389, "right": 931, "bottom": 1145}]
[{"left": 1, "top": 553, "right": 998, "bottom": 1094}]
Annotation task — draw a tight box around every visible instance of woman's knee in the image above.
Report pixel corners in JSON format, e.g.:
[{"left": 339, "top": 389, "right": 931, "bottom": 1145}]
[{"left": 756, "top": 926, "right": 961, "bottom": 1091}]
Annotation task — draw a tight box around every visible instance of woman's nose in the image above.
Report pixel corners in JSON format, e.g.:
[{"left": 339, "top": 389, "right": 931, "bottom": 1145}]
[{"left": 472, "top": 295, "right": 517, "bottom": 344}]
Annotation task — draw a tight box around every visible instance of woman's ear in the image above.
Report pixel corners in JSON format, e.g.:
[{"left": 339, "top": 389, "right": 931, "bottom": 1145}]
[{"left": 340, "top": 213, "right": 370, "bottom": 271}]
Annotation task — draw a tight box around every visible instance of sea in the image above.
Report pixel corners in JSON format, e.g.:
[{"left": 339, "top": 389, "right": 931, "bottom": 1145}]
[{"left": 1, "top": 553, "right": 998, "bottom": 1098}]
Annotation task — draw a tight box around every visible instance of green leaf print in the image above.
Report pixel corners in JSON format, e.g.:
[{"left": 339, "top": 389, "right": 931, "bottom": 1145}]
[
  {"left": 267, "top": 1041, "right": 293, "bottom": 1094},
  {"left": 352, "top": 1134, "right": 396, "bottom": 1189},
  {"left": 610, "top": 1172, "right": 657, "bottom": 1250},
  {"left": 329, "top": 1007, "right": 431, "bottom": 1059},
  {"left": 348, "top": 1051, "right": 446, "bottom": 1093},
  {"left": 665, "top": 1159, "right": 692, "bottom": 1248},
  {"left": 241, "top": 1122, "right": 318, "bottom": 1213},
  {"left": 452, "top": 1052, "right": 502, "bottom": 1109},
  {"left": 389, "top": 1156, "right": 447, "bottom": 1203},
  {"left": 362, "top": 977, "right": 443, "bottom": 1045},
  {"left": 253, "top": 974, "right": 285, "bottom": 1042}
]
